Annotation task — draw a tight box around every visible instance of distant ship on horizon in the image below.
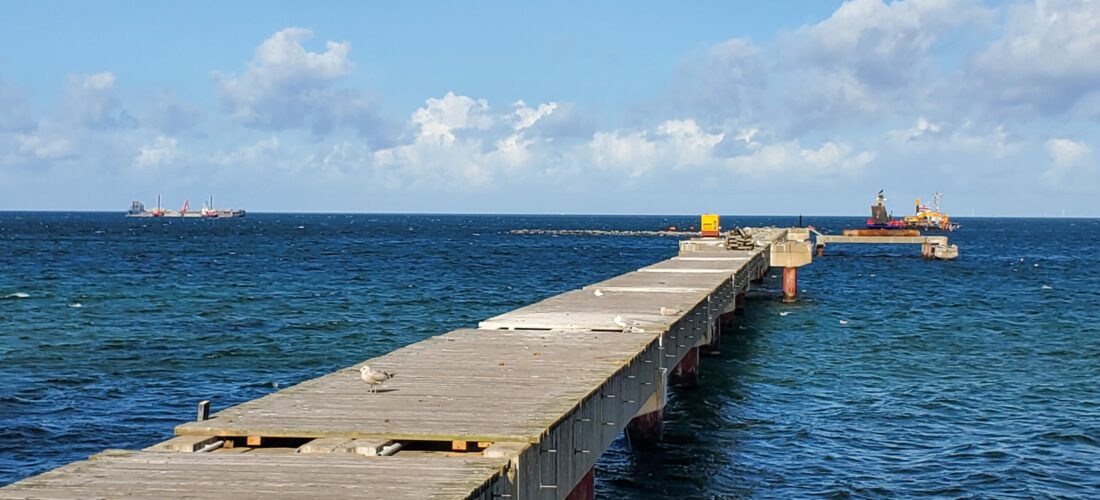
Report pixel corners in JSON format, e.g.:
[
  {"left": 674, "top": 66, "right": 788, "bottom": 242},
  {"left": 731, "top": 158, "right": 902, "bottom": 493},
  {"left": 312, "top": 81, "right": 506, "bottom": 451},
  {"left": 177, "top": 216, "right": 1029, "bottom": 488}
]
[{"left": 126, "top": 195, "right": 246, "bottom": 218}]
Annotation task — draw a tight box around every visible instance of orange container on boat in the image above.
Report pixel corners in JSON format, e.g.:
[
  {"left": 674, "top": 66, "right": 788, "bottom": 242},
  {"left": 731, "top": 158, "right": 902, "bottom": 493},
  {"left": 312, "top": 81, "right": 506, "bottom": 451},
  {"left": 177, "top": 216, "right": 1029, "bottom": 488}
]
[{"left": 700, "top": 214, "right": 720, "bottom": 237}]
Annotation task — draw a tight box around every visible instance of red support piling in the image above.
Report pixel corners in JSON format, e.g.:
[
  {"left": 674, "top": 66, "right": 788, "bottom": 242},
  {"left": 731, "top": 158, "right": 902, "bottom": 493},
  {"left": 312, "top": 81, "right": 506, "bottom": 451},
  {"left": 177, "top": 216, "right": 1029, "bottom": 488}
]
[
  {"left": 625, "top": 409, "right": 663, "bottom": 449},
  {"left": 564, "top": 468, "right": 595, "bottom": 500},
  {"left": 782, "top": 267, "right": 798, "bottom": 303},
  {"left": 670, "top": 347, "right": 700, "bottom": 387},
  {"left": 816, "top": 243, "right": 825, "bottom": 257}
]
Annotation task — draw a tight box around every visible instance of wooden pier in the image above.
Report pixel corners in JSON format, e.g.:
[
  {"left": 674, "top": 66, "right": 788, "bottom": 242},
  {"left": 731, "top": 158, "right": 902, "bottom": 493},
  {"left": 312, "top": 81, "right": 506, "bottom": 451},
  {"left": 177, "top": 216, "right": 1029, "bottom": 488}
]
[{"left": 3, "top": 227, "right": 798, "bottom": 499}]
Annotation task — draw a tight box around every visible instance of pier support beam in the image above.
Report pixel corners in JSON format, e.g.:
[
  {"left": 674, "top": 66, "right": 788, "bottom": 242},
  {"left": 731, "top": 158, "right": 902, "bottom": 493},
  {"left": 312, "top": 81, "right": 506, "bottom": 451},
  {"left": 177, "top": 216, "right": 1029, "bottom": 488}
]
[
  {"left": 564, "top": 469, "right": 595, "bottom": 500},
  {"left": 626, "top": 386, "right": 665, "bottom": 449},
  {"left": 670, "top": 347, "right": 700, "bottom": 387},
  {"left": 782, "top": 267, "right": 798, "bottom": 303},
  {"left": 770, "top": 239, "right": 812, "bottom": 304},
  {"left": 701, "top": 317, "right": 723, "bottom": 355},
  {"left": 816, "top": 243, "right": 825, "bottom": 257},
  {"left": 734, "top": 292, "right": 746, "bottom": 316}
]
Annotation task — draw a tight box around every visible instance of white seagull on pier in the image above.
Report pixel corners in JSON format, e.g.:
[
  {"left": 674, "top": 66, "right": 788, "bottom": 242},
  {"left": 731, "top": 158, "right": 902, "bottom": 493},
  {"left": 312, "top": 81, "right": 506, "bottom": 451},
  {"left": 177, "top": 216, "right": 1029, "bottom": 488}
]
[
  {"left": 360, "top": 366, "right": 395, "bottom": 393},
  {"left": 613, "top": 315, "right": 646, "bottom": 333},
  {"left": 613, "top": 315, "right": 627, "bottom": 328},
  {"left": 659, "top": 307, "right": 682, "bottom": 316}
]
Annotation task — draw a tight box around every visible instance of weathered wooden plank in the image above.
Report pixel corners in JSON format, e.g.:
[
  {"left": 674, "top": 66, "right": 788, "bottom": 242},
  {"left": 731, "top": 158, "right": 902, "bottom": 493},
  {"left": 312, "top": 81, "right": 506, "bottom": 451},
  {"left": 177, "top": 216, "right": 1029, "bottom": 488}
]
[
  {"left": 0, "top": 451, "right": 511, "bottom": 500},
  {"left": 585, "top": 270, "right": 732, "bottom": 291},
  {"left": 144, "top": 435, "right": 220, "bottom": 453},
  {"left": 175, "top": 327, "right": 659, "bottom": 443}
]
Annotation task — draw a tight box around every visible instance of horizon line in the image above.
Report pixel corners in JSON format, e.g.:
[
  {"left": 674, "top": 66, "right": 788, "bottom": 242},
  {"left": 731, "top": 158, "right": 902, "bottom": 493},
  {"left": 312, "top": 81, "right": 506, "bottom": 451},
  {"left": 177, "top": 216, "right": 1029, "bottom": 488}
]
[{"left": 0, "top": 210, "right": 1097, "bottom": 219}]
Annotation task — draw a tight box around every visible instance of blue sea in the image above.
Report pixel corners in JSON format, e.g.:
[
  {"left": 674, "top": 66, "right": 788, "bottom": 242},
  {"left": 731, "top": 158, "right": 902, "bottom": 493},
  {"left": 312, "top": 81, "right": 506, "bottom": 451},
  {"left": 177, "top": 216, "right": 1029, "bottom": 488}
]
[{"left": 1, "top": 213, "right": 1098, "bottom": 497}]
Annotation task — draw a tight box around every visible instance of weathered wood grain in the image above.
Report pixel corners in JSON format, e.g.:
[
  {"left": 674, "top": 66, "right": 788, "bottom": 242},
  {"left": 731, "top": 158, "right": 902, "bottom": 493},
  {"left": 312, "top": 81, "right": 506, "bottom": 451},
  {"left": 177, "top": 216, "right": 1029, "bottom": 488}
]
[{"left": 0, "top": 450, "right": 510, "bottom": 500}]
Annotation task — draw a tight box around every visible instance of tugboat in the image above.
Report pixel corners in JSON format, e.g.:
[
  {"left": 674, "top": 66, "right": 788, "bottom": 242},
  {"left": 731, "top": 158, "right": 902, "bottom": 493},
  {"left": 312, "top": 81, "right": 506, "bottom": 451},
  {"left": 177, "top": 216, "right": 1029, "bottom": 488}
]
[
  {"left": 902, "top": 192, "right": 959, "bottom": 231},
  {"left": 866, "top": 190, "right": 905, "bottom": 229}
]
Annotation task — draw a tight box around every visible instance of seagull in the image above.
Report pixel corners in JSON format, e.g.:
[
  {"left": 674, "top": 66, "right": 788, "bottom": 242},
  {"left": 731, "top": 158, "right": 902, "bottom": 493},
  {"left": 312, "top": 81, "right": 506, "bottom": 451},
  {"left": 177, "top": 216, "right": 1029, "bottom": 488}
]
[
  {"left": 594, "top": 289, "right": 605, "bottom": 297},
  {"left": 360, "top": 366, "right": 395, "bottom": 393},
  {"left": 779, "top": 311, "right": 790, "bottom": 317},
  {"left": 612, "top": 315, "right": 646, "bottom": 333},
  {"left": 659, "top": 306, "right": 682, "bottom": 316},
  {"left": 839, "top": 320, "right": 849, "bottom": 326},
  {"left": 613, "top": 315, "right": 627, "bottom": 328}
]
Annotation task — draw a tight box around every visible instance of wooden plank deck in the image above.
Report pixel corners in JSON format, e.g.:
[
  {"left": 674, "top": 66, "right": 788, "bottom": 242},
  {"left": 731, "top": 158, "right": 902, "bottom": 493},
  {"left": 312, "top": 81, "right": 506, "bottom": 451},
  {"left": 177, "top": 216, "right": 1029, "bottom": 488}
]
[
  {"left": 478, "top": 288, "right": 707, "bottom": 332},
  {"left": 175, "top": 328, "right": 657, "bottom": 443},
  {"left": 0, "top": 450, "right": 510, "bottom": 500},
  {"left": 584, "top": 270, "right": 730, "bottom": 293},
  {"left": 639, "top": 252, "right": 755, "bottom": 273}
]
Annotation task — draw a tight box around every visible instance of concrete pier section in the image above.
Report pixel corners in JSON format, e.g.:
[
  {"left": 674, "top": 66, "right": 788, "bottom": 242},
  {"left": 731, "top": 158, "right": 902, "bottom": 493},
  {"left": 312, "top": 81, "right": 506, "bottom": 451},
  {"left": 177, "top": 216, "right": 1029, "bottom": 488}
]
[
  {"left": 1, "top": 227, "right": 823, "bottom": 499},
  {"left": 815, "top": 234, "right": 959, "bottom": 260}
]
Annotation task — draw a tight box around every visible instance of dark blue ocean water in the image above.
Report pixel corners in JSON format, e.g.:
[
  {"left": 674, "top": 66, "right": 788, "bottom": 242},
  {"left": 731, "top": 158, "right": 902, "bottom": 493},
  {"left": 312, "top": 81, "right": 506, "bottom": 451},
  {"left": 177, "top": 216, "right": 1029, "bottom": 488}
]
[{"left": 1, "top": 213, "right": 1098, "bottom": 497}]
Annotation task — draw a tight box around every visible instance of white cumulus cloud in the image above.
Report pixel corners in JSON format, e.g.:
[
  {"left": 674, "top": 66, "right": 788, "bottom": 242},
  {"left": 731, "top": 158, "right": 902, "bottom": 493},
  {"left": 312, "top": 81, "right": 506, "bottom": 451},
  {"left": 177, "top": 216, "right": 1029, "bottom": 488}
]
[
  {"left": 64, "top": 72, "right": 132, "bottom": 128},
  {"left": 971, "top": 0, "right": 1100, "bottom": 116},
  {"left": 0, "top": 80, "right": 34, "bottom": 132},
  {"left": 411, "top": 92, "right": 494, "bottom": 144},
  {"left": 1042, "top": 138, "right": 1094, "bottom": 187},
  {"left": 217, "top": 28, "right": 383, "bottom": 138},
  {"left": 785, "top": 0, "right": 991, "bottom": 128},
  {"left": 16, "top": 134, "right": 75, "bottom": 161},
  {"left": 133, "top": 136, "right": 179, "bottom": 168}
]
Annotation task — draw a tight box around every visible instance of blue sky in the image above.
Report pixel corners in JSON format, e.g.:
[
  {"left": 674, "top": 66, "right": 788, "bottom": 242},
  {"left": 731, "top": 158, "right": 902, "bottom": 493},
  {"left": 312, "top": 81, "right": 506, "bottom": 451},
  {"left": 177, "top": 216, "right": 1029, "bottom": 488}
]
[{"left": 2, "top": 0, "right": 1098, "bottom": 215}]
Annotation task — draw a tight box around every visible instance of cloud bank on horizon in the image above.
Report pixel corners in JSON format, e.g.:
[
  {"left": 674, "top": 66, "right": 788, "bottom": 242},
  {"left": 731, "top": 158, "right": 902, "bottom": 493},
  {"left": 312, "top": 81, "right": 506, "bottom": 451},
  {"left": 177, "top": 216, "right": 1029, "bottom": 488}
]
[{"left": 1, "top": 0, "right": 1098, "bottom": 216}]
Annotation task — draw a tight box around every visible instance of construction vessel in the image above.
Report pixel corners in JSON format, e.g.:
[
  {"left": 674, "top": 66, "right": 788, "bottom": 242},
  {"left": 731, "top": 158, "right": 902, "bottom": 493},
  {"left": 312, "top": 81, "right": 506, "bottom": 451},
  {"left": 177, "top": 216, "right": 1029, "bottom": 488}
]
[
  {"left": 127, "top": 196, "right": 246, "bottom": 218},
  {"left": 902, "top": 192, "right": 959, "bottom": 231},
  {"left": 866, "top": 190, "right": 905, "bottom": 229}
]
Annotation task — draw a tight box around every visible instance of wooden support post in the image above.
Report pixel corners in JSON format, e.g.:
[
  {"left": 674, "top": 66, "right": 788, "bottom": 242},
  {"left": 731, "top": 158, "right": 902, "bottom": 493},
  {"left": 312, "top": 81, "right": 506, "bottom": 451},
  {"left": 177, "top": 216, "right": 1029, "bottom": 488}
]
[
  {"left": 921, "top": 242, "right": 933, "bottom": 259},
  {"left": 782, "top": 267, "right": 798, "bottom": 303},
  {"left": 627, "top": 390, "right": 664, "bottom": 450},
  {"left": 246, "top": 436, "right": 263, "bottom": 447},
  {"left": 564, "top": 468, "right": 595, "bottom": 500},
  {"left": 734, "top": 292, "right": 746, "bottom": 316},
  {"left": 670, "top": 347, "right": 700, "bottom": 388},
  {"left": 196, "top": 400, "right": 210, "bottom": 422},
  {"left": 451, "top": 440, "right": 469, "bottom": 452},
  {"left": 625, "top": 409, "right": 663, "bottom": 450},
  {"left": 816, "top": 243, "right": 825, "bottom": 257}
]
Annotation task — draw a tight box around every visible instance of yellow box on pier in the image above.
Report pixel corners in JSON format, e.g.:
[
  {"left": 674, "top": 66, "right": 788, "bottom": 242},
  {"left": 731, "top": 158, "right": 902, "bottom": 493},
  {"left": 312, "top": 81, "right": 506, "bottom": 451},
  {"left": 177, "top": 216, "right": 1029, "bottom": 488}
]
[{"left": 700, "top": 213, "right": 720, "bottom": 237}]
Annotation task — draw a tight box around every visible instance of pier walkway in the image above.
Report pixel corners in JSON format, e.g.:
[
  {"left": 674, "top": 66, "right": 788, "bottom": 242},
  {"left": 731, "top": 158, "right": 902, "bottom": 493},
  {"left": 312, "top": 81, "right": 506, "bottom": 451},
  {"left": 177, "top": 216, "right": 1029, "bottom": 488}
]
[{"left": 2, "top": 228, "right": 791, "bottom": 500}]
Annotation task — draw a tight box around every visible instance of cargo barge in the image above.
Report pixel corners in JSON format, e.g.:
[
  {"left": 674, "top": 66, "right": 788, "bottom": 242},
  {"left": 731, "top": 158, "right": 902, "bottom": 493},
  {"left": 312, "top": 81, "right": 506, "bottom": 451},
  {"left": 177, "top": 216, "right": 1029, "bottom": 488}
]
[{"left": 126, "top": 196, "right": 245, "bottom": 218}]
